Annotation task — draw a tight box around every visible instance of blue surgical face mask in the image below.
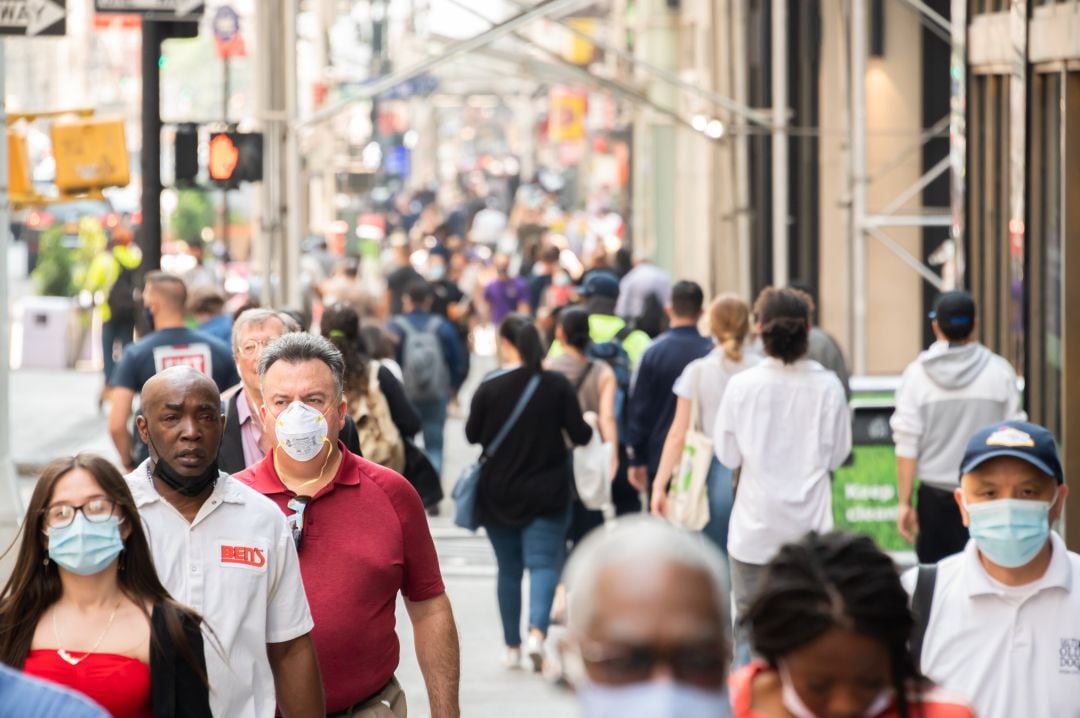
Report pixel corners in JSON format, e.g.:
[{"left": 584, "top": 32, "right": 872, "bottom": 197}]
[
  {"left": 965, "top": 493, "right": 1057, "bottom": 568},
  {"left": 47, "top": 514, "right": 125, "bottom": 576},
  {"left": 579, "top": 680, "right": 732, "bottom": 718}
]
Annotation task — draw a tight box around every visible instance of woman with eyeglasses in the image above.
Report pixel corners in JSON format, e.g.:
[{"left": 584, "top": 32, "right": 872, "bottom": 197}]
[
  {"left": 0, "top": 454, "right": 212, "bottom": 718},
  {"left": 730, "top": 531, "right": 973, "bottom": 718}
]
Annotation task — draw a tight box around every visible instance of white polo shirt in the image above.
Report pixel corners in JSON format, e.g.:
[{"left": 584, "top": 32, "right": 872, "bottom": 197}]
[
  {"left": 127, "top": 462, "right": 314, "bottom": 718},
  {"left": 902, "top": 533, "right": 1080, "bottom": 718}
]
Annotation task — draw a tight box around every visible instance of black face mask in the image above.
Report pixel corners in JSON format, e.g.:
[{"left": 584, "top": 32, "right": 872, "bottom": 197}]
[{"left": 147, "top": 435, "right": 220, "bottom": 497}]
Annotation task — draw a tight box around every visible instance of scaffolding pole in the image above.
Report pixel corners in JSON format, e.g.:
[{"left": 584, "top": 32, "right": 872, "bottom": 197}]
[
  {"left": 851, "top": 0, "right": 868, "bottom": 375},
  {"left": 772, "top": 0, "right": 789, "bottom": 286}
]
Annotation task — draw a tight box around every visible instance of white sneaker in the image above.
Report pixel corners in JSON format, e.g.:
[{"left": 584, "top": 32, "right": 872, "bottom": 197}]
[
  {"left": 526, "top": 634, "right": 544, "bottom": 673},
  {"left": 503, "top": 646, "right": 523, "bottom": 670}
]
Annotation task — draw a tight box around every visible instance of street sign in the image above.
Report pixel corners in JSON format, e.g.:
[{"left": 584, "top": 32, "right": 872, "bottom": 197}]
[
  {"left": 93, "top": 0, "right": 204, "bottom": 18},
  {"left": 212, "top": 4, "right": 243, "bottom": 58},
  {"left": 0, "top": 0, "right": 66, "bottom": 36}
]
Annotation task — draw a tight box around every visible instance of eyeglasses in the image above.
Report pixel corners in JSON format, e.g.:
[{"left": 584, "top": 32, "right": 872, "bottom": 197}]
[
  {"left": 286, "top": 496, "right": 311, "bottom": 549},
  {"left": 43, "top": 498, "right": 121, "bottom": 531},
  {"left": 238, "top": 338, "right": 275, "bottom": 358},
  {"left": 577, "top": 638, "right": 727, "bottom": 685}
]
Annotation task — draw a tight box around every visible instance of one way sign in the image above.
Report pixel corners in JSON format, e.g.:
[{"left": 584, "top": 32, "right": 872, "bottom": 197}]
[{"left": 0, "top": 0, "right": 66, "bottom": 36}]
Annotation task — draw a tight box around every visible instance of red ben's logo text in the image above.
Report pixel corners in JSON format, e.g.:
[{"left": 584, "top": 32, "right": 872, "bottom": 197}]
[{"left": 221, "top": 545, "right": 266, "bottom": 568}]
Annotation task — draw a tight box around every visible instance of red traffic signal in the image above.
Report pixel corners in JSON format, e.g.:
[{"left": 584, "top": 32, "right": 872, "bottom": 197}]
[{"left": 208, "top": 131, "right": 263, "bottom": 186}]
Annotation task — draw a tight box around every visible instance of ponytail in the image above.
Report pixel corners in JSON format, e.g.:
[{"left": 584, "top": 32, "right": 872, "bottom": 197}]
[
  {"left": 499, "top": 313, "right": 544, "bottom": 373},
  {"left": 709, "top": 294, "right": 750, "bottom": 362}
]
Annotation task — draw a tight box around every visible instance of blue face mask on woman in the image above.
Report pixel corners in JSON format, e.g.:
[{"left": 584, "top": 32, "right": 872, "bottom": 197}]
[
  {"left": 48, "top": 514, "right": 125, "bottom": 576},
  {"left": 964, "top": 492, "right": 1057, "bottom": 568}
]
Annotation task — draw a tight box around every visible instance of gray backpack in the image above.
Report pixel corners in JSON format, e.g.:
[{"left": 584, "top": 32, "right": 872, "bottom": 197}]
[{"left": 394, "top": 316, "right": 451, "bottom": 402}]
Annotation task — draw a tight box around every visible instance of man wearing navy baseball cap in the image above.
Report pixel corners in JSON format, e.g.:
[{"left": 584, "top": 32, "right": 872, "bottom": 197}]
[{"left": 902, "top": 420, "right": 1080, "bottom": 718}]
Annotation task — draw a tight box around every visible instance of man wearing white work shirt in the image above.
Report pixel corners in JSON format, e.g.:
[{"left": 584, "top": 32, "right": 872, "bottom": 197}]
[
  {"left": 127, "top": 366, "right": 324, "bottom": 717},
  {"left": 903, "top": 420, "right": 1080, "bottom": 718}
]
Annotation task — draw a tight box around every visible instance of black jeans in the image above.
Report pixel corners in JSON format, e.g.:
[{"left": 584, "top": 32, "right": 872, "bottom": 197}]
[{"left": 915, "top": 483, "right": 969, "bottom": 563}]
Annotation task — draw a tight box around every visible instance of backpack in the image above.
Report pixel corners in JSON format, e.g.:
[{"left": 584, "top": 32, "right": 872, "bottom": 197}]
[
  {"left": 394, "top": 315, "right": 451, "bottom": 403},
  {"left": 107, "top": 260, "right": 139, "bottom": 323},
  {"left": 585, "top": 325, "right": 633, "bottom": 440},
  {"left": 350, "top": 362, "right": 406, "bottom": 473}
]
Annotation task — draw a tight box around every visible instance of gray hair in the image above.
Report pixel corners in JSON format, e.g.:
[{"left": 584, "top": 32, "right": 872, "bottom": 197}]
[
  {"left": 258, "top": 332, "right": 345, "bottom": 398},
  {"left": 563, "top": 516, "right": 730, "bottom": 635},
  {"left": 232, "top": 308, "right": 301, "bottom": 355}
]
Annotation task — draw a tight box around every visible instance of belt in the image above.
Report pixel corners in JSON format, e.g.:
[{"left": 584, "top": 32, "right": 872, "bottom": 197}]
[{"left": 326, "top": 678, "right": 396, "bottom": 718}]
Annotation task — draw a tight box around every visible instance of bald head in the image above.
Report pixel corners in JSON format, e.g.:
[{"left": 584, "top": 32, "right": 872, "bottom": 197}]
[
  {"left": 142, "top": 367, "right": 220, "bottom": 414},
  {"left": 137, "top": 367, "right": 224, "bottom": 481}
]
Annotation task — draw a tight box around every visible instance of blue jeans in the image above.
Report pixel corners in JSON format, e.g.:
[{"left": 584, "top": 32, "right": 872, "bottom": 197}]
[
  {"left": 485, "top": 507, "right": 571, "bottom": 647},
  {"left": 102, "top": 318, "right": 135, "bottom": 383},
  {"left": 702, "top": 458, "right": 735, "bottom": 552},
  {"left": 414, "top": 397, "right": 448, "bottom": 476}
]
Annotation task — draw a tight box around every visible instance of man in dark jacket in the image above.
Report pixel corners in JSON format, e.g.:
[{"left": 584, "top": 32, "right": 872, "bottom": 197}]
[{"left": 625, "top": 281, "right": 713, "bottom": 493}]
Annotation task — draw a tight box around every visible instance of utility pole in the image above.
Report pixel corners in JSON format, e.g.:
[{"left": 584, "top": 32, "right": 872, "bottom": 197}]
[
  {"left": 140, "top": 20, "right": 163, "bottom": 271},
  {"left": 0, "top": 38, "right": 23, "bottom": 527}
]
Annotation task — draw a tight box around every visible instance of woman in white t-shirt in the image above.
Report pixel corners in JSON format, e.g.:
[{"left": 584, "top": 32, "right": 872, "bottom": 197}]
[
  {"left": 650, "top": 294, "right": 759, "bottom": 549},
  {"left": 714, "top": 286, "right": 851, "bottom": 667}
]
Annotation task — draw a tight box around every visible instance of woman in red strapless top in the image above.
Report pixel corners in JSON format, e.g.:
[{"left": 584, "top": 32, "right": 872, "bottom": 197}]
[
  {"left": 23, "top": 650, "right": 151, "bottom": 718},
  {"left": 0, "top": 455, "right": 211, "bottom": 718}
]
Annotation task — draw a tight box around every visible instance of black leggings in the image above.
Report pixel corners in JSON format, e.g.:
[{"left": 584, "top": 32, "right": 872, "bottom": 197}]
[{"left": 915, "top": 483, "right": 970, "bottom": 564}]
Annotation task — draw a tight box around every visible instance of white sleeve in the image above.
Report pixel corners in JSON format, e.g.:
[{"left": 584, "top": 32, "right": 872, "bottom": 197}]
[
  {"left": 890, "top": 364, "right": 923, "bottom": 459},
  {"left": 1004, "top": 361, "right": 1026, "bottom": 421},
  {"left": 827, "top": 381, "right": 853, "bottom": 471},
  {"left": 672, "top": 361, "right": 695, "bottom": 400},
  {"left": 900, "top": 566, "right": 918, "bottom": 597},
  {"left": 265, "top": 513, "right": 314, "bottom": 644},
  {"left": 713, "top": 384, "right": 743, "bottom": 469}
]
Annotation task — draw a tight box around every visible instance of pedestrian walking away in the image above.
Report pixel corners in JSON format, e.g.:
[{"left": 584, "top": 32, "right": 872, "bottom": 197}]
[
  {"left": 547, "top": 307, "right": 619, "bottom": 548},
  {"left": 83, "top": 223, "right": 142, "bottom": 400},
  {"left": 126, "top": 367, "right": 322, "bottom": 717},
  {"left": 0, "top": 454, "right": 211, "bottom": 717},
  {"left": 732, "top": 531, "right": 975, "bottom": 718},
  {"left": 651, "top": 294, "right": 759, "bottom": 551},
  {"left": 902, "top": 420, "right": 1079, "bottom": 718},
  {"left": 322, "top": 303, "right": 421, "bottom": 473},
  {"left": 390, "top": 281, "right": 467, "bottom": 477},
  {"left": 236, "top": 333, "right": 459, "bottom": 717},
  {"left": 107, "top": 272, "right": 239, "bottom": 472},
  {"left": 714, "top": 286, "right": 851, "bottom": 667},
  {"left": 891, "top": 290, "right": 1024, "bottom": 563},
  {"left": 465, "top": 314, "right": 592, "bottom": 674},
  {"left": 625, "top": 280, "right": 713, "bottom": 495},
  {"left": 561, "top": 516, "right": 732, "bottom": 718}
]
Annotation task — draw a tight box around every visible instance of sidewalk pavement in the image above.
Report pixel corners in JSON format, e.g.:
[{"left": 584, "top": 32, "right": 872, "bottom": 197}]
[{"left": 4, "top": 365, "right": 578, "bottom": 717}]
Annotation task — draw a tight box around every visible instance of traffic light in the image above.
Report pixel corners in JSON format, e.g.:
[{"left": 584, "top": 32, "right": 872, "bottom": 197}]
[
  {"left": 208, "top": 131, "right": 263, "bottom": 187},
  {"left": 174, "top": 124, "right": 198, "bottom": 186}
]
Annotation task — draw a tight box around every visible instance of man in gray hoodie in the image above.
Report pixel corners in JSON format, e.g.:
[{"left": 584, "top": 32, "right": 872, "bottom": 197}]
[{"left": 891, "top": 290, "right": 1024, "bottom": 563}]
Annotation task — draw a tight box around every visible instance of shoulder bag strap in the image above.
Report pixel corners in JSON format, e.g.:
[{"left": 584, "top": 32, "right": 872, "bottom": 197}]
[
  {"left": 483, "top": 373, "right": 542, "bottom": 461},
  {"left": 910, "top": 563, "right": 938, "bottom": 674},
  {"left": 690, "top": 361, "right": 704, "bottom": 433},
  {"left": 573, "top": 361, "right": 595, "bottom": 393}
]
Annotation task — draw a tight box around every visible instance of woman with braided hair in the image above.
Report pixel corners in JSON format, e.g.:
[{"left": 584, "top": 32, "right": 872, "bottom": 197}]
[{"left": 730, "top": 531, "right": 974, "bottom": 718}]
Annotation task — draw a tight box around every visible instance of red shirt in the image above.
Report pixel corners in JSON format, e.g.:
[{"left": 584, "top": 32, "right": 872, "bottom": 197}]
[
  {"left": 730, "top": 661, "right": 975, "bottom": 718},
  {"left": 24, "top": 650, "right": 152, "bottom": 718},
  {"left": 235, "top": 444, "right": 445, "bottom": 712}
]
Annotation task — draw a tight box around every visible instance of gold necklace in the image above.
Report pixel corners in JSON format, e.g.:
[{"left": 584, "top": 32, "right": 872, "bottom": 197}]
[
  {"left": 273, "top": 443, "right": 336, "bottom": 494},
  {"left": 52, "top": 601, "right": 121, "bottom": 666}
]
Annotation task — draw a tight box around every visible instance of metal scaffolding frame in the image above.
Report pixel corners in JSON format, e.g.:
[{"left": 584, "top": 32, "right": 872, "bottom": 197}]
[{"left": 850, "top": 0, "right": 954, "bottom": 374}]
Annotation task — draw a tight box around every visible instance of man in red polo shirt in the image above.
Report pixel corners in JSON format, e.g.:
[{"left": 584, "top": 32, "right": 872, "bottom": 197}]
[{"left": 234, "top": 332, "right": 460, "bottom": 718}]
